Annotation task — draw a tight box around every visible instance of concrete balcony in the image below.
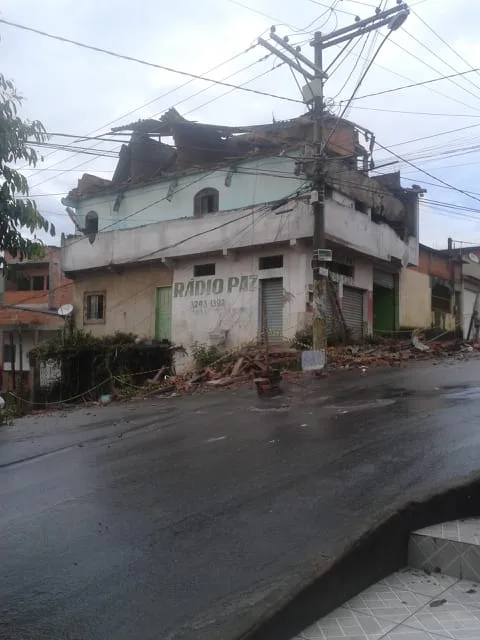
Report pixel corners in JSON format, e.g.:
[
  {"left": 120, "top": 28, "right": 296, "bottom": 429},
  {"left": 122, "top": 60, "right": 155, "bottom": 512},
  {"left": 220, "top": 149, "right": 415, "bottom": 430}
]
[{"left": 62, "top": 200, "right": 418, "bottom": 274}]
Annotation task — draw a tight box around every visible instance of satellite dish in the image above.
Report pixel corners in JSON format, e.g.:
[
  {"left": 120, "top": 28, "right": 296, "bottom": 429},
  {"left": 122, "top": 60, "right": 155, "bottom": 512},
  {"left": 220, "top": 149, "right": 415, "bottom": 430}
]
[
  {"left": 469, "top": 253, "right": 480, "bottom": 264},
  {"left": 58, "top": 304, "right": 74, "bottom": 317}
]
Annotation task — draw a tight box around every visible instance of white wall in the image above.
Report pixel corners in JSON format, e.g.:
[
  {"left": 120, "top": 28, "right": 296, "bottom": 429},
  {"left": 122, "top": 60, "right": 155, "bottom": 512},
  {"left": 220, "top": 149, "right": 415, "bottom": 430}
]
[
  {"left": 63, "top": 200, "right": 418, "bottom": 275},
  {"left": 399, "top": 269, "right": 431, "bottom": 328},
  {"left": 171, "top": 248, "right": 309, "bottom": 349},
  {"left": 72, "top": 156, "right": 304, "bottom": 232}
]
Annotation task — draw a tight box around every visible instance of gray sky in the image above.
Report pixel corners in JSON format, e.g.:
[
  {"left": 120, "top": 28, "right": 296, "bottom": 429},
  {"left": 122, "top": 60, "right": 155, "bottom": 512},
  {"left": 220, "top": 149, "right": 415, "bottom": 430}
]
[{"left": 2, "top": 0, "right": 480, "bottom": 249}]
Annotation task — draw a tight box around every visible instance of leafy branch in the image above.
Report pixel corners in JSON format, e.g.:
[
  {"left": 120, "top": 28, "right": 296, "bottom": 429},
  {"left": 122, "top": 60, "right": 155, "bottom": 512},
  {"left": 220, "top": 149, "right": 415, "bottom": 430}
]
[{"left": 0, "top": 73, "right": 55, "bottom": 267}]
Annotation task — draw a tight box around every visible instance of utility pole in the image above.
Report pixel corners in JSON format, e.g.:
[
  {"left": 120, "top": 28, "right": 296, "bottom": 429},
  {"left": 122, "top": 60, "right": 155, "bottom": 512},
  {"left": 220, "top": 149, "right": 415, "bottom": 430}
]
[
  {"left": 311, "top": 31, "right": 327, "bottom": 356},
  {"left": 259, "top": 2, "right": 409, "bottom": 368}
]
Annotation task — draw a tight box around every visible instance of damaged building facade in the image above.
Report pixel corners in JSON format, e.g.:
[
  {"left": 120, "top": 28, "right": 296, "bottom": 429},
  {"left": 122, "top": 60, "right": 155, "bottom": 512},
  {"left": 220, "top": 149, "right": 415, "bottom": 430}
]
[
  {"left": 61, "top": 109, "right": 420, "bottom": 357},
  {"left": 399, "top": 243, "right": 480, "bottom": 338}
]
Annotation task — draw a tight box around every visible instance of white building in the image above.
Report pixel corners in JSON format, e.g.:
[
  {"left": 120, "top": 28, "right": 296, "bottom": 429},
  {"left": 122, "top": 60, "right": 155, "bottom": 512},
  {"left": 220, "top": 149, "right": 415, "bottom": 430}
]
[{"left": 61, "top": 111, "right": 420, "bottom": 360}]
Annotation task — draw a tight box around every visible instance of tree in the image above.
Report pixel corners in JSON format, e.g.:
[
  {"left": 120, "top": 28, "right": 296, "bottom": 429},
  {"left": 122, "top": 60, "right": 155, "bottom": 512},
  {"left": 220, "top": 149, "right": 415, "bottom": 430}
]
[{"left": 0, "top": 73, "right": 55, "bottom": 268}]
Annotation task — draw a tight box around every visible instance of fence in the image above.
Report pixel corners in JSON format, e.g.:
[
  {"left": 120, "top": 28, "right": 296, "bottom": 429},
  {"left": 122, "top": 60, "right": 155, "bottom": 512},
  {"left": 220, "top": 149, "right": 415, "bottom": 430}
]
[{"left": 29, "top": 341, "right": 173, "bottom": 407}]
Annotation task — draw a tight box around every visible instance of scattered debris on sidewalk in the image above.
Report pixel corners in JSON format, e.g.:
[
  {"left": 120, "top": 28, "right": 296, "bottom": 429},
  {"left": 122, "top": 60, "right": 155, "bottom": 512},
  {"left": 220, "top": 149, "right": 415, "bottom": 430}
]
[
  {"left": 111, "top": 337, "right": 480, "bottom": 401},
  {"left": 327, "top": 338, "right": 476, "bottom": 370}
]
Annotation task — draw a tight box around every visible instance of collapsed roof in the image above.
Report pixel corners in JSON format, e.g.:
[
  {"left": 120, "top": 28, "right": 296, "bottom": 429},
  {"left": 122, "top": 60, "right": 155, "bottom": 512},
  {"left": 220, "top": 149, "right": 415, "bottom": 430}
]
[{"left": 65, "top": 108, "right": 371, "bottom": 201}]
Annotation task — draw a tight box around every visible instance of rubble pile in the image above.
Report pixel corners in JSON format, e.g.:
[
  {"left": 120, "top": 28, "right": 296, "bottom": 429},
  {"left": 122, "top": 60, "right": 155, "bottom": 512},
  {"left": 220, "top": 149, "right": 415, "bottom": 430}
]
[
  {"left": 182, "top": 346, "right": 300, "bottom": 390},
  {"left": 121, "top": 339, "right": 480, "bottom": 400},
  {"left": 327, "top": 339, "right": 478, "bottom": 369}
]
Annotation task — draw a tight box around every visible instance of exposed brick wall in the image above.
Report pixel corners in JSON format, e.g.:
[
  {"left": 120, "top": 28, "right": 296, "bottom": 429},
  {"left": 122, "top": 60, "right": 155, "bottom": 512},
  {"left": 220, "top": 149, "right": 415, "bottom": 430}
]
[
  {"left": 408, "top": 246, "right": 461, "bottom": 281},
  {"left": 1, "top": 246, "right": 73, "bottom": 328}
]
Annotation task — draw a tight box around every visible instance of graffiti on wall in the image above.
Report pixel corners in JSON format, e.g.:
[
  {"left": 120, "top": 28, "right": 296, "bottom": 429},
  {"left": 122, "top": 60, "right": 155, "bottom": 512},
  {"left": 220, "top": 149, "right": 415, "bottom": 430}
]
[
  {"left": 174, "top": 275, "right": 258, "bottom": 314},
  {"left": 173, "top": 275, "right": 258, "bottom": 298}
]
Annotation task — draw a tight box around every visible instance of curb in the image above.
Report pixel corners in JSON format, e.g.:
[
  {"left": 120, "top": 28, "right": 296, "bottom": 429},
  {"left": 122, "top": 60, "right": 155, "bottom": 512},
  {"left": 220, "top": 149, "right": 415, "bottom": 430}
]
[{"left": 242, "top": 473, "right": 480, "bottom": 640}]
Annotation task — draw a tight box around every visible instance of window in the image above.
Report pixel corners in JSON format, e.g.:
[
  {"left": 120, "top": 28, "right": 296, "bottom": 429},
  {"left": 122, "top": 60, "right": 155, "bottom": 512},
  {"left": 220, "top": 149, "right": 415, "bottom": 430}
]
[
  {"left": 194, "top": 188, "right": 219, "bottom": 216},
  {"left": 354, "top": 199, "right": 367, "bottom": 214},
  {"left": 3, "top": 344, "right": 15, "bottom": 364},
  {"left": 259, "top": 255, "right": 283, "bottom": 270},
  {"left": 431, "top": 283, "right": 451, "bottom": 314},
  {"left": 330, "top": 262, "right": 354, "bottom": 279},
  {"left": 85, "top": 211, "right": 99, "bottom": 244},
  {"left": 85, "top": 211, "right": 99, "bottom": 234},
  {"left": 84, "top": 292, "right": 105, "bottom": 323},
  {"left": 11, "top": 274, "right": 48, "bottom": 291},
  {"left": 32, "top": 275, "right": 47, "bottom": 291},
  {"left": 16, "top": 274, "right": 30, "bottom": 291},
  {"left": 194, "top": 263, "right": 215, "bottom": 277}
]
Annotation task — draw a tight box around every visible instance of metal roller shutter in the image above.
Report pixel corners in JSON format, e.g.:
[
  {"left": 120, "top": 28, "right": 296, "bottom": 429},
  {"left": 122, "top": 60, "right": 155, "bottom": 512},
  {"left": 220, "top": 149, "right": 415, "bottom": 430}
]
[
  {"left": 261, "top": 278, "right": 283, "bottom": 342},
  {"left": 343, "top": 286, "right": 364, "bottom": 340},
  {"left": 463, "top": 288, "right": 478, "bottom": 339},
  {"left": 373, "top": 269, "right": 395, "bottom": 289}
]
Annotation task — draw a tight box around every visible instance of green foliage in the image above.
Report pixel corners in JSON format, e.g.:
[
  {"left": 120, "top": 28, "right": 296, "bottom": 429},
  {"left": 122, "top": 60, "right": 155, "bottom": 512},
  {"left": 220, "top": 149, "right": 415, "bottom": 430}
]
[
  {"left": 291, "top": 326, "right": 313, "bottom": 350},
  {"left": 191, "top": 342, "right": 223, "bottom": 370},
  {"left": 30, "top": 330, "right": 138, "bottom": 361},
  {"left": 291, "top": 325, "right": 353, "bottom": 349},
  {"left": 0, "top": 74, "right": 55, "bottom": 267}
]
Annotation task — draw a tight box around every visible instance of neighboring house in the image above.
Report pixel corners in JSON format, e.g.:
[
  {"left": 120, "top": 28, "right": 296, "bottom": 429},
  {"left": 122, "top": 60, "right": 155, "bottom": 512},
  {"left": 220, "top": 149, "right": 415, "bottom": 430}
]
[
  {"left": 400, "top": 244, "right": 462, "bottom": 333},
  {"left": 443, "top": 243, "right": 480, "bottom": 339},
  {"left": 399, "top": 242, "right": 480, "bottom": 338},
  {"left": 0, "top": 247, "right": 73, "bottom": 390},
  {"left": 61, "top": 110, "right": 421, "bottom": 361}
]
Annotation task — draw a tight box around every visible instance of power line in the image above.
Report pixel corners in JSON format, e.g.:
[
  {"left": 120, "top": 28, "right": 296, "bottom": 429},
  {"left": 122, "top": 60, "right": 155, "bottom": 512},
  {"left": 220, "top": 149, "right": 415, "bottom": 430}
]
[
  {"left": 26, "top": 53, "right": 283, "bottom": 192},
  {"left": 21, "top": 45, "right": 257, "bottom": 175},
  {"left": 411, "top": 8, "right": 480, "bottom": 84},
  {"left": 182, "top": 60, "right": 284, "bottom": 116},
  {"left": 0, "top": 18, "right": 302, "bottom": 104},
  {"left": 326, "top": 30, "right": 480, "bottom": 112},
  {"left": 303, "top": 0, "right": 359, "bottom": 17},
  {"left": 224, "top": 0, "right": 300, "bottom": 31},
  {"left": 340, "top": 66, "right": 480, "bottom": 103},
  {"left": 374, "top": 140, "right": 480, "bottom": 206},
  {"left": 386, "top": 123, "right": 480, "bottom": 150},
  {"left": 403, "top": 27, "right": 480, "bottom": 96},
  {"left": 323, "top": 31, "right": 391, "bottom": 153},
  {"left": 386, "top": 37, "right": 480, "bottom": 109},
  {"left": 349, "top": 105, "right": 480, "bottom": 118}
]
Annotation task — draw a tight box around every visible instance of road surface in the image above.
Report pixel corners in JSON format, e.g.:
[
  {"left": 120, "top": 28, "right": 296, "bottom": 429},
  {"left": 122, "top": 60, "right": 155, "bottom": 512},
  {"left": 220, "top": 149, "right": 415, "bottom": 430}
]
[{"left": 1, "top": 358, "right": 480, "bottom": 640}]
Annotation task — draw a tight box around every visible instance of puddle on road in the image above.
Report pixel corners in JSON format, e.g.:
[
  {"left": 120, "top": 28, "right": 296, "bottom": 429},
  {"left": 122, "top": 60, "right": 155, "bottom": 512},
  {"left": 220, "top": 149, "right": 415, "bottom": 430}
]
[
  {"left": 325, "top": 398, "right": 397, "bottom": 413},
  {"left": 249, "top": 404, "right": 291, "bottom": 413},
  {"left": 441, "top": 386, "right": 480, "bottom": 400}
]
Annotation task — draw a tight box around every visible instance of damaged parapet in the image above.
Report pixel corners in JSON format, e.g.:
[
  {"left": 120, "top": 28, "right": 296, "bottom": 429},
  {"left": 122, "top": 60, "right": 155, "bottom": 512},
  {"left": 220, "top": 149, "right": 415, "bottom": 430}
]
[
  {"left": 63, "top": 109, "right": 371, "bottom": 203},
  {"left": 323, "top": 161, "right": 423, "bottom": 240}
]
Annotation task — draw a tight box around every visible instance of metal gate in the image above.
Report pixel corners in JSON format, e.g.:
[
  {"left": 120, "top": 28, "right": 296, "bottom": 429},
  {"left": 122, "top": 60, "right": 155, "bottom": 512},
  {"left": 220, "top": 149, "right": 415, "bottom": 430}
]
[
  {"left": 342, "top": 286, "right": 364, "bottom": 340},
  {"left": 261, "top": 278, "right": 283, "bottom": 342},
  {"left": 373, "top": 269, "right": 395, "bottom": 289}
]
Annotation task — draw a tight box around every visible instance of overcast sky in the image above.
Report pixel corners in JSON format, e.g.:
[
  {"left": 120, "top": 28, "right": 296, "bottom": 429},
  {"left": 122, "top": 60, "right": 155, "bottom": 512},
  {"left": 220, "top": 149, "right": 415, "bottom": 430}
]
[{"left": 2, "top": 0, "right": 480, "bottom": 248}]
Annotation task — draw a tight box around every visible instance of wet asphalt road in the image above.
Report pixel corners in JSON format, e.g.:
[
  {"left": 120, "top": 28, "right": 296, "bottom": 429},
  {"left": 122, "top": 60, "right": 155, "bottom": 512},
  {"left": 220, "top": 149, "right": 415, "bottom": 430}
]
[{"left": 2, "top": 359, "right": 480, "bottom": 640}]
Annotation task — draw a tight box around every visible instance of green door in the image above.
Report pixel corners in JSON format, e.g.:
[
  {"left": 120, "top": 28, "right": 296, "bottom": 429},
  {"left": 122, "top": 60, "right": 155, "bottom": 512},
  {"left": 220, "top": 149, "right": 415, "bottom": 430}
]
[{"left": 155, "top": 286, "right": 172, "bottom": 341}]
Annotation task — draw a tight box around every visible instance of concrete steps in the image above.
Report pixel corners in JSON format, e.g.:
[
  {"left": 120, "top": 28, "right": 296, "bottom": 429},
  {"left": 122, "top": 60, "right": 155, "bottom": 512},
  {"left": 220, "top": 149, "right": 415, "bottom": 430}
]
[{"left": 292, "top": 518, "right": 480, "bottom": 639}]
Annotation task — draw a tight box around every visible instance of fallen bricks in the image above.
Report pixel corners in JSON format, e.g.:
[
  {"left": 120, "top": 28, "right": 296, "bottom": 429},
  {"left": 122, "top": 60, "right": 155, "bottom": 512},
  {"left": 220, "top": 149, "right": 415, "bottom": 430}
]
[{"left": 122, "top": 339, "right": 480, "bottom": 399}]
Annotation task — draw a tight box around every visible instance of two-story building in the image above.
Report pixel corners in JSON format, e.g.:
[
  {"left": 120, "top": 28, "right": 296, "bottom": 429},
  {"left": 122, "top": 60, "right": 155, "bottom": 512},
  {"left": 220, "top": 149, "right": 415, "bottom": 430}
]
[
  {"left": 0, "top": 246, "right": 73, "bottom": 390},
  {"left": 61, "top": 110, "right": 421, "bottom": 362},
  {"left": 399, "top": 241, "right": 480, "bottom": 338}
]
